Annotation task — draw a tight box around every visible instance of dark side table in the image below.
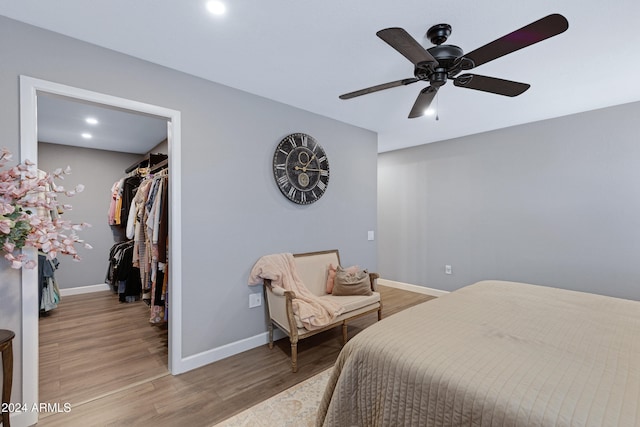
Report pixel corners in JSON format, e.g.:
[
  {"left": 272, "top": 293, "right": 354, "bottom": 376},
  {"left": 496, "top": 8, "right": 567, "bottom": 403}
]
[{"left": 0, "top": 330, "right": 14, "bottom": 427}]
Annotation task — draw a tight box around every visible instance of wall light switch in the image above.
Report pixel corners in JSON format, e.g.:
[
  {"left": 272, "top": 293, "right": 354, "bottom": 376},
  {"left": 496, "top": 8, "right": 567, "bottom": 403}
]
[{"left": 368, "top": 230, "right": 375, "bottom": 241}]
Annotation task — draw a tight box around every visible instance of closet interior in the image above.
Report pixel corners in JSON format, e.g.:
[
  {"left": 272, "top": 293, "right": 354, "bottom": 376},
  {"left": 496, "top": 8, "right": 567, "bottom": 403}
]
[
  {"left": 38, "top": 168, "right": 62, "bottom": 315},
  {"left": 107, "top": 152, "right": 170, "bottom": 325}
]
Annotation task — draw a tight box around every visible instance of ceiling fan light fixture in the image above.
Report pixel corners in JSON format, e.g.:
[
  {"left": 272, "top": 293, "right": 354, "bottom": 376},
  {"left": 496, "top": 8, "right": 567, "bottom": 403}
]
[
  {"left": 423, "top": 108, "right": 435, "bottom": 116},
  {"left": 206, "top": 0, "right": 226, "bottom": 16}
]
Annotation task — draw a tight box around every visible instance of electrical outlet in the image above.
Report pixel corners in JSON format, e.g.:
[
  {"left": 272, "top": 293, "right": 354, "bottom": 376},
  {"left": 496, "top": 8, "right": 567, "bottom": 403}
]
[
  {"left": 445, "top": 265, "right": 452, "bottom": 275},
  {"left": 249, "top": 293, "right": 262, "bottom": 308}
]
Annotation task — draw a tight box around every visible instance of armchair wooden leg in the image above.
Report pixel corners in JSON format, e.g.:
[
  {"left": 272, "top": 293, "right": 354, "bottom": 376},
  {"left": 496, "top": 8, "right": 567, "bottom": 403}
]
[
  {"left": 291, "top": 340, "right": 298, "bottom": 373},
  {"left": 378, "top": 307, "right": 382, "bottom": 321},
  {"left": 268, "top": 322, "right": 274, "bottom": 349},
  {"left": 342, "top": 322, "right": 348, "bottom": 345}
]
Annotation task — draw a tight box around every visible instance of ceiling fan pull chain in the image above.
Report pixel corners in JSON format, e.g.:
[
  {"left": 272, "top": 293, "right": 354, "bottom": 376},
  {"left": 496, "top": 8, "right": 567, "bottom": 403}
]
[{"left": 435, "top": 92, "right": 439, "bottom": 121}]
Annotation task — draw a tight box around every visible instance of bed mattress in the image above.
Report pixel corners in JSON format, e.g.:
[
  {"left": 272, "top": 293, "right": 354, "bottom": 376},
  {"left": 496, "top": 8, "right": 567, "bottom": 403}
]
[{"left": 317, "top": 280, "right": 640, "bottom": 426}]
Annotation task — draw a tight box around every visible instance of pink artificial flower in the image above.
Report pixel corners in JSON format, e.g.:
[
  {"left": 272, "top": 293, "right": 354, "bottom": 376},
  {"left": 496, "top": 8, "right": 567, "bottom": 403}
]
[
  {"left": 0, "top": 203, "right": 14, "bottom": 215},
  {"left": 40, "top": 241, "right": 52, "bottom": 253},
  {"left": 0, "top": 148, "right": 13, "bottom": 161},
  {"left": 23, "top": 259, "right": 37, "bottom": 269},
  {"left": 4, "top": 252, "right": 22, "bottom": 269},
  {"left": 0, "top": 219, "right": 13, "bottom": 234},
  {"left": 0, "top": 150, "right": 90, "bottom": 268}
]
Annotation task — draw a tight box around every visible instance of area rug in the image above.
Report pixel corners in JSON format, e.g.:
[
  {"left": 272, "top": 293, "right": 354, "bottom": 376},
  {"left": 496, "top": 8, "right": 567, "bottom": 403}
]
[{"left": 214, "top": 367, "right": 333, "bottom": 427}]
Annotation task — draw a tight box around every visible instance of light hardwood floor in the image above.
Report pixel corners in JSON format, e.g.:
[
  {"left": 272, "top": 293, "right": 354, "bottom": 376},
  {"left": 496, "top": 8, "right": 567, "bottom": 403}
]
[{"left": 37, "top": 286, "right": 435, "bottom": 426}]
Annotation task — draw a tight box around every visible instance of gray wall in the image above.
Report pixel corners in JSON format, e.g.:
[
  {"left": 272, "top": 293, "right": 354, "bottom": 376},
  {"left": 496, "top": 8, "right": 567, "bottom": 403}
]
[
  {"left": 38, "top": 142, "right": 143, "bottom": 288},
  {"left": 148, "top": 139, "right": 168, "bottom": 156},
  {"left": 378, "top": 101, "right": 640, "bottom": 301},
  {"left": 0, "top": 16, "right": 377, "bottom": 402}
]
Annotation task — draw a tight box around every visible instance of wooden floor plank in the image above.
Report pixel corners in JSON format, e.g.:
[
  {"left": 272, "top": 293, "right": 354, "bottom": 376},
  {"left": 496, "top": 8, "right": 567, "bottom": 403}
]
[{"left": 37, "top": 285, "right": 435, "bottom": 426}]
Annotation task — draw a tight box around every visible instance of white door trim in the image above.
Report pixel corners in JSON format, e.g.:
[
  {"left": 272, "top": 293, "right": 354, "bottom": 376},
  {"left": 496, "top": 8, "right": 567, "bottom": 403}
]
[{"left": 18, "top": 76, "right": 184, "bottom": 426}]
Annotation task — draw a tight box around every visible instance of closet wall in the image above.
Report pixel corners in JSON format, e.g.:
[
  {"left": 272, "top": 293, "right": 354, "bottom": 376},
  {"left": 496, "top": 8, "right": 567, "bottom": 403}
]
[{"left": 38, "top": 142, "right": 143, "bottom": 289}]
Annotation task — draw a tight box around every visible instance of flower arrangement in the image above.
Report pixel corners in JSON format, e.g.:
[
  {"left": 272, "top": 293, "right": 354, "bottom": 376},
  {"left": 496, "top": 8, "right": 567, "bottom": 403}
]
[{"left": 0, "top": 148, "right": 90, "bottom": 269}]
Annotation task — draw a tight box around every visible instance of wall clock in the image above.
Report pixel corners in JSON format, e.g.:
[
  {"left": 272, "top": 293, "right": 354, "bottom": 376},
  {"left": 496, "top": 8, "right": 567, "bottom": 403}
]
[{"left": 273, "top": 133, "right": 330, "bottom": 205}]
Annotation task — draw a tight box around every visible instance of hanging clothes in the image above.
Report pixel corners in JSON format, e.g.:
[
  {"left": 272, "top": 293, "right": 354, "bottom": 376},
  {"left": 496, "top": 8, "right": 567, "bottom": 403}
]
[
  {"left": 37, "top": 170, "right": 61, "bottom": 314},
  {"left": 120, "top": 175, "right": 142, "bottom": 230},
  {"left": 39, "top": 254, "right": 60, "bottom": 313},
  {"left": 145, "top": 172, "right": 169, "bottom": 324},
  {"left": 110, "top": 164, "right": 169, "bottom": 325},
  {"left": 108, "top": 179, "right": 123, "bottom": 225},
  {"left": 105, "top": 240, "right": 142, "bottom": 302}
]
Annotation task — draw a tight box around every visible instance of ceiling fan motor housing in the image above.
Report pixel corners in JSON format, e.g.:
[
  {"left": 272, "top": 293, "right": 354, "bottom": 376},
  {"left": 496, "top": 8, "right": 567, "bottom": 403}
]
[{"left": 418, "top": 44, "right": 464, "bottom": 86}]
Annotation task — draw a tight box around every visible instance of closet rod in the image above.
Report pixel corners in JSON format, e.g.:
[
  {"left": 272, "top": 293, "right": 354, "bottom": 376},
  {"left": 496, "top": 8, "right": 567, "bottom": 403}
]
[
  {"left": 150, "top": 158, "right": 168, "bottom": 173},
  {"left": 124, "top": 159, "right": 147, "bottom": 173}
]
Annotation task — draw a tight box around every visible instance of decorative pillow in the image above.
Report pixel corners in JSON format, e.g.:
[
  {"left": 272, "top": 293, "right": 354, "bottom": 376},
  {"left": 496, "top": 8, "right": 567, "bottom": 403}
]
[
  {"left": 326, "top": 264, "right": 337, "bottom": 294},
  {"left": 326, "top": 264, "right": 360, "bottom": 294},
  {"left": 332, "top": 266, "right": 372, "bottom": 296}
]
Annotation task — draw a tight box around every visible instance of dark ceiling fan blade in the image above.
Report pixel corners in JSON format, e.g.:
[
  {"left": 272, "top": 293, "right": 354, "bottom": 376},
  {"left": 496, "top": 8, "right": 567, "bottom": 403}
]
[
  {"left": 377, "top": 28, "right": 438, "bottom": 67},
  {"left": 409, "top": 86, "right": 438, "bottom": 118},
  {"left": 453, "top": 74, "right": 530, "bottom": 96},
  {"left": 463, "top": 14, "right": 568, "bottom": 69},
  {"left": 339, "top": 78, "right": 419, "bottom": 100}
]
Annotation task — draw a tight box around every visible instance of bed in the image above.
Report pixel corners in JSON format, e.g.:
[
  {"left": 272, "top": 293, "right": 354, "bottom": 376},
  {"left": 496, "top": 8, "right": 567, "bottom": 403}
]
[{"left": 317, "top": 280, "right": 640, "bottom": 426}]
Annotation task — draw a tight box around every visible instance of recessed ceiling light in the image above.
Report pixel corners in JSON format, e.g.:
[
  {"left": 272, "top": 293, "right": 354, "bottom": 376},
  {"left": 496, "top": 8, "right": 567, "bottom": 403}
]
[
  {"left": 206, "top": 1, "right": 226, "bottom": 15},
  {"left": 85, "top": 117, "right": 98, "bottom": 125},
  {"left": 81, "top": 133, "right": 92, "bottom": 139}
]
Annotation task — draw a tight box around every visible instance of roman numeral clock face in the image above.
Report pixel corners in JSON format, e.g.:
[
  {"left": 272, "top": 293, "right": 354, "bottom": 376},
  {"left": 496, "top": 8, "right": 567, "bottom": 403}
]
[{"left": 273, "top": 133, "right": 330, "bottom": 205}]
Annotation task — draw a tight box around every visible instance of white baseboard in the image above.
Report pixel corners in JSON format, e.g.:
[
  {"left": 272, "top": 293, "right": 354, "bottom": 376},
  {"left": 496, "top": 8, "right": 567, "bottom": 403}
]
[
  {"left": 177, "top": 281, "right": 447, "bottom": 375},
  {"left": 9, "top": 410, "right": 36, "bottom": 427},
  {"left": 378, "top": 279, "right": 449, "bottom": 297},
  {"left": 59, "top": 283, "right": 111, "bottom": 296},
  {"left": 178, "top": 329, "right": 286, "bottom": 373}
]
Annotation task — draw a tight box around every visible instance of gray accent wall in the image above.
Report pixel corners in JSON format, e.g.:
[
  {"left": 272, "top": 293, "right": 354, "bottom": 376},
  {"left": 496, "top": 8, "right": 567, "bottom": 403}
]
[
  {"left": 0, "top": 16, "right": 377, "bottom": 403},
  {"left": 38, "top": 142, "right": 143, "bottom": 289},
  {"left": 378, "top": 101, "right": 640, "bottom": 301}
]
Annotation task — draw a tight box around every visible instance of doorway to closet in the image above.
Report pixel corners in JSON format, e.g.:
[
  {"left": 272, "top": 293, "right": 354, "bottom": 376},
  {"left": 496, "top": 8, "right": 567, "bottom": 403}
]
[{"left": 19, "top": 76, "right": 184, "bottom": 426}]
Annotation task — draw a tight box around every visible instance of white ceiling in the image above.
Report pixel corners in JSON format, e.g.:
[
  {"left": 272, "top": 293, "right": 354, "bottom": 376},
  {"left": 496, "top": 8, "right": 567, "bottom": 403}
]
[
  {"left": 2, "top": 0, "right": 639, "bottom": 153},
  {"left": 37, "top": 93, "right": 168, "bottom": 154}
]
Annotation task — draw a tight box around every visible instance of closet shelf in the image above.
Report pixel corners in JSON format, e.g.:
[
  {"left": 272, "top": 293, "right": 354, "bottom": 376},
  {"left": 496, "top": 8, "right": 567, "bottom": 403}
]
[{"left": 125, "top": 153, "right": 168, "bottom": 173}]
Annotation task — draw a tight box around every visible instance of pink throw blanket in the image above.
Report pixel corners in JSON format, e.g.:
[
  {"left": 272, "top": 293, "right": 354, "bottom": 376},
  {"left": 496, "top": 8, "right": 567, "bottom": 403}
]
[{"left": 249, "top": 253, "right": 344, "bottom": 330}]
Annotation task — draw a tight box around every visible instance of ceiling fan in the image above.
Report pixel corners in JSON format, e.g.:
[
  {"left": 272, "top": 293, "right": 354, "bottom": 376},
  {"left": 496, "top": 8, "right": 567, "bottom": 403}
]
[{"left": 339, "top": 14, "right": 569, "bottom": 118}]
